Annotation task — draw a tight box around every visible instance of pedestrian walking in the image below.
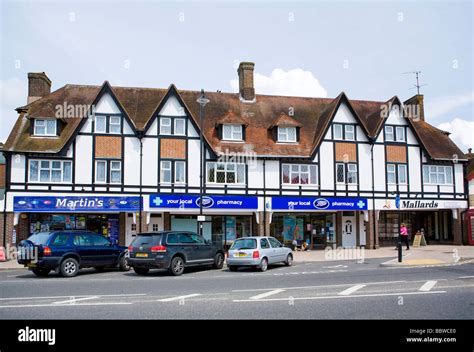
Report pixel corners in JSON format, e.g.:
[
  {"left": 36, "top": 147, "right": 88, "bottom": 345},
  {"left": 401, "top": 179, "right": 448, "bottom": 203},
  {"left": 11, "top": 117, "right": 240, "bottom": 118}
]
[{"left": 400, "top": 223, "right": 409, "bottom": 250}]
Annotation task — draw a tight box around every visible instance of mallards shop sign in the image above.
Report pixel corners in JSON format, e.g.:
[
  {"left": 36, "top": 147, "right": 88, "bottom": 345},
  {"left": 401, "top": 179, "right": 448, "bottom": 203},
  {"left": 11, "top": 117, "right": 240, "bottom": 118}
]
[{"left": 401, "top": 200, "right": 438, "bottom": 209}]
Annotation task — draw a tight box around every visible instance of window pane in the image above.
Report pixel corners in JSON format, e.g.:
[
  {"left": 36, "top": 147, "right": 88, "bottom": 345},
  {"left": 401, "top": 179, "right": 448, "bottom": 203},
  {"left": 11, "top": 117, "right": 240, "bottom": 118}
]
[
  {"left": 175, "top": 162, "right": 185, "bottom": 183},
  {"left": 278, "top": 127, "right": 287, "bottom": 142},
  {"left": 387, "top": 164, "right": 396, "bottom": 184},
  {"left": 226, "top": 170, "right": 236, "bottom": 183},
  {"left": 52, "top": 161, "right": 61, "bottom": 169},
  {"left": 46, "top": 120, "right": 56, "bottom": 135},
  {"left": 398, "top": 165, "right": 407, "bottom": 184},
  {"left": 334, "top": 124, "right": 343, "bottom": 139},
  {"left": 207, "top": 163, "right": 215, "bottom": 183},
  {"left": 282, "top": 164, "right": 290, "bottom": 183},
  {"left": 345, "top": 125, "right": 355, "bottom": 140},
  {"left": 111, "top": 170, "right": 121, "bottom": 183},
  {"left": 40, "top": 170, "right": 50, "bottom": 182},
  {"left": 111, "top": 161, "right": 121, "bottom": 170},
  {"left": 175, "top": 119, "right": 185, "bottom": 135},
  {"left": 310, "top": 165, "right": 317, "bottom": 184},
  {"left": 236, "top": 164, "right": 245, "bottom": 183},
  {"left": 385, "top": 126, "right": 394, "bottom": 141},
  {"left": 396, "top": 127, "right": 405, "bottom": 141},
  {"left": 300, "top": 172, "right": 309, "bottom": 184},
  {"left": 40, "top": 161, "right": 50, "bottom": 169},
  {"left": 95, "top": 116, "right": 106, "bottom": 132},
  {"left": 423, "top": 166, "right": 429, "bottom": 183},
  {"left": 161, "top": 161, "right": 171, "bottom": 183},
  {"left": 347, "top": 164, "right": 357, "bottom": 184},
  {"left": 160, "top": 118, "right": 171, "bottom": 134},
  {"left": 51, "top": 170, "right": 62, "bottom": 182},
  {"left": 223, "top": 125, "right": 232, "bottom": 139},
  {"left": 109, "top": 116, "right": 121, "bottom": 133},
  {"left": 216, "top": 171, "right": 226, "bottom": 183},
  {"left": 63, "top": 162, "right": 72, "bottom": 182},
  {"left": 336, "top": 164, "right": 345, "bottom": 183},
  {"left": 446, "top": 167, "right": 453, "bottom": 184},
  {"left": 30, "top": 161, "right": 39, "bottom": 181},
  {"left": 287, "top": 127, "right": 296, "bottom": 141},
  {"left": 96, "top": 161, "right": 106, "bottom": 182}
]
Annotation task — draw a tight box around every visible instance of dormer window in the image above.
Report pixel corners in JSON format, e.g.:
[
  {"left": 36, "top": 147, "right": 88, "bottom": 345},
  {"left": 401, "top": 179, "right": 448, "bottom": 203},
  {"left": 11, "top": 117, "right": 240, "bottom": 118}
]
[
  {"left": 34, "top": 119, "right": 56, "bottom": 136},
  {"left": 223, "top": 124, "right": 243, "bottom": 141},
  {"left": 277, "top": 127, "right": 297, "bottom": 143}
]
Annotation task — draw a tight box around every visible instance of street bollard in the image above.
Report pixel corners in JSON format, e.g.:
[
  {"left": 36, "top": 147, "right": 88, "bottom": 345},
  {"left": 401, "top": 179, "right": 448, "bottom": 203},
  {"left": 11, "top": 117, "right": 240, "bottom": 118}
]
[{"left": 398, "top": 239, "right": 403, "bottom": 263}]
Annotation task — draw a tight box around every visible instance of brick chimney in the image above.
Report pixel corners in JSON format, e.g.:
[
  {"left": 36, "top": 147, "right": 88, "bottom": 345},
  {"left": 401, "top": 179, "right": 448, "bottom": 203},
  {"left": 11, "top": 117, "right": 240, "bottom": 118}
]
[
  {"left": 403, "top": 94, "right": 425, "bottom": 121},
  {"left": 237, "top": 62, "right": 255, "bottom": 102},
  {"left": 28, "top": 72, "right": 51, "bottom": 104}
]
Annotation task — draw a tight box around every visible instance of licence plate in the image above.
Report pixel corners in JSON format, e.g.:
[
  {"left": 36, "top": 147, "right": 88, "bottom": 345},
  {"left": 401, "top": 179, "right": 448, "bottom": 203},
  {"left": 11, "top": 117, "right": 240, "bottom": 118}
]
[
  {"left": 27, "top": 263, "right": 37, "bottom": 268},
  {"left": 135, "top": 253, "right": 149, "bottom": 258},
  {"left": 234, "top": 252, "right": 248, "bottom": 257}
]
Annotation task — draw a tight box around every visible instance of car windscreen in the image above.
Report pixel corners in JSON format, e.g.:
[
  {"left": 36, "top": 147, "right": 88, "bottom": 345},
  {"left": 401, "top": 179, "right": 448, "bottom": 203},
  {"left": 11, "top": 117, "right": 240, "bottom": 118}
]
[
  {"left": 27, "top": 232, "right": 52, "bottom": 245},
  {"left": 131, "top": 234, "right": 162, "bottom": 246},
  {"left": 230, "top": 238, "right": 257, "bottom": 250}
]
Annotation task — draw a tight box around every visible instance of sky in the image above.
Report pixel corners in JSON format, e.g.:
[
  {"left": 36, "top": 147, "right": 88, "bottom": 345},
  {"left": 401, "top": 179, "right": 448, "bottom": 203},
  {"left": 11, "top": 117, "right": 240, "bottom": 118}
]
[{"left": 0, "top": 0, "right": 472, "bottom": 151}]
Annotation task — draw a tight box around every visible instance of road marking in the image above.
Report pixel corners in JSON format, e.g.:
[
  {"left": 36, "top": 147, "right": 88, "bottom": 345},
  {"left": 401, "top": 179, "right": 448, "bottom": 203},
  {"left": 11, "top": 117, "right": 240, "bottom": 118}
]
[
  {"left": 419, "top": 280, "right": 437, "bottom": 292},
  {"left": 233, "top": 280, "right": 406, "bottom": 293},
  {"left": 458, "top": 276, "right": 474, "bottom": 279},
  {"left": 0, "top": 293, "right": 146, "bottom": 301},
  {"left": 157, "top": 294, "right": 202, "bottom": 302},
  {"left": 53, "top": 296, "right": 99, "bottom": 305},
  {"left": 338, "top": 284, "right": 366, "bottom": 296},
  {"left": 0, "top": 302, "right": 133, "bottom": 309},
  {"left": 249, "top": 289, "right": 285, "bottom": 300},
  {"left": 233, "top": 290, "right": 447, "bottom": 303}
]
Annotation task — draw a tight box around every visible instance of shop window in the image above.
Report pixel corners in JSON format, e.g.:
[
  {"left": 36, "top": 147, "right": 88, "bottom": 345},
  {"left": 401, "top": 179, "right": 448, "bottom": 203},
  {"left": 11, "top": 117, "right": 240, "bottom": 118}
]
[
  {"left": 29, "top": 160, "right": 72, "bottom": 183},
  {"left": 282, "top": 164, "right": 318, "bottom": 185},
  {"left": 206, "top": 162, "right": 245, "bottom": 184},
  {"left": 422, "top": 165, "right": 453, "bottom": 185}
]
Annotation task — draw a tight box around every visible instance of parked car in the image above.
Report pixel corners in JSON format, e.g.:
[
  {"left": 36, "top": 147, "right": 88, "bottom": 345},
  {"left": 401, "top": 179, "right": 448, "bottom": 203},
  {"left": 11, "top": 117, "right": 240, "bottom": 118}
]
[
  {"left": 226, "top": 236, "right": 293, "bottom": 272},
  {"left": 17, "top": 231, "right": 129, "bottom": 277},
  {"left": 128, "top": 231, "right": 225, "bottom": 276}
]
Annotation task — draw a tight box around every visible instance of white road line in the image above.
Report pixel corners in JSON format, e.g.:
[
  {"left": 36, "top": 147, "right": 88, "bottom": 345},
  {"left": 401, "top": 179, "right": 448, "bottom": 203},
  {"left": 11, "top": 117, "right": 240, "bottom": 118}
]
[
  {"left": 0, "top": 293, "right": 146, "bottom": 301},
  {"left": 233, "top": 290, "right": 447, "bottom": 303},
  {"left": 157, "top": 294, "right": 202, "bottom": 302},
  {"left": 419, "top": 280, "right": 437, "bottom": 292},
  {"left": 53, "top": 296, "right": 99, "bottom": 305},
  {"left": 249, "top": 289, "right": 285, "bottom": 300},
  {"left": 458, "top": 276, "right": 474, "bottom": 279},
  {"left": 338, "top": 284, "right": 366, "bottom": 296},
  {"left": 0, "top": 302, "right": 133, "bottom": 309},
  {"left": 232, "top": 280, "right": 407, "bottom": 293}
]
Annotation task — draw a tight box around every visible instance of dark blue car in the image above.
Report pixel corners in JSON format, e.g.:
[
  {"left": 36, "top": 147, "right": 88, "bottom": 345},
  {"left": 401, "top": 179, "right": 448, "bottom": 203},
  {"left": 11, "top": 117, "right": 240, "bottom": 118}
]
[{"left": 17, "top": 231, "right": 129, "bottom": 277}]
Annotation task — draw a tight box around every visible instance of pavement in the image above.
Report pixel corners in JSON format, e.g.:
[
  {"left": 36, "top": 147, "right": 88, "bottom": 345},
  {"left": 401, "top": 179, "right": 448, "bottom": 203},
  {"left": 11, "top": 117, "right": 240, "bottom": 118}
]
[
  {"left": 1, "top": 244, "right": 474, "bottom": 270},
  {"left": 0, "top": 258, "right": 473, "bottom": 319}
]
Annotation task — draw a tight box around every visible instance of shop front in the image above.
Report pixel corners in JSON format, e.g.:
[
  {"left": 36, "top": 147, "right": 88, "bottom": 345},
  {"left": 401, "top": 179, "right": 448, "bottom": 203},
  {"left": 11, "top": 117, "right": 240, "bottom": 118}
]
[
  {"left": 13, "top": 195, "right": 141, "bottom": 244},
  {"left": 270, "top": 196, "right": 369, "bottom": 248},
  {"left": 148, "top": 194, "right": 259, "bottom": 246},
  {"left": 376, "top": 199, "right": 467, "bottom": 246}
]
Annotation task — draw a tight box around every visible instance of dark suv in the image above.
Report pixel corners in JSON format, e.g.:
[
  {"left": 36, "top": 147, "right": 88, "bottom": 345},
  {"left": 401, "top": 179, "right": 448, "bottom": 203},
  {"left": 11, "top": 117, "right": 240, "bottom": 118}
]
[
  {"left": 128, "top": 231, "right": 225, "bottom": 276},
  {"left": 17, "top": 231, "right": 129, "bottom": 277}
]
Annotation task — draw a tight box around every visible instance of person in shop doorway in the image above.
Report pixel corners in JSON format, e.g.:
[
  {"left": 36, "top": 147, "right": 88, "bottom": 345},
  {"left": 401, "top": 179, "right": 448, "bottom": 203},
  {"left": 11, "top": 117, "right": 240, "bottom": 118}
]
[{"left": 399, "top": 223, "right": 410, "bottom": 250}]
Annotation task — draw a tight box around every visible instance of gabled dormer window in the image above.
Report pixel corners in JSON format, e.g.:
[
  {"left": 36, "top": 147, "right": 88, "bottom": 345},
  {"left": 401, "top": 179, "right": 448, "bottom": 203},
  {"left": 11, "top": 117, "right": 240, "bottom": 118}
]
[
  {"left": 34, "top": 119, "right": 57, "bottom": 136},
  {"left": 277, "top": 127, "right": 297, "bottom": 143},
  {"left": 223, "top": 124, "right": 243, "bottom": 141},
  {"left": 94, "top": 114, "right": 121, "bottom": 134}
]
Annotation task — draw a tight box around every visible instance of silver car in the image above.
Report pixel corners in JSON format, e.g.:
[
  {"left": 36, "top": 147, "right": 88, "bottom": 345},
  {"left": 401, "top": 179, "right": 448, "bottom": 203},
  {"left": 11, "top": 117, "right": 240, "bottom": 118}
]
[{"left": 226, "top": 236, "right": 293, "bottom": 272}]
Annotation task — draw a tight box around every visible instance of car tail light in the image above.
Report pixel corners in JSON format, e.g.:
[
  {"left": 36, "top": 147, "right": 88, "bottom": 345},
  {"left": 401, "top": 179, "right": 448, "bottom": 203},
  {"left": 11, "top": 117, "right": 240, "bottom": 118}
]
[
  {"left": 43, "top": 246, "right": 52, "bottom": 256},
  {"left": 128, "top": 245, "right": 133, "bottom": 252},
  {"left": 252, "top": 251, "right": 260, "bottom": 258},
  {"left": 151, "top": 245, "right": 167, "bottom": 253}
]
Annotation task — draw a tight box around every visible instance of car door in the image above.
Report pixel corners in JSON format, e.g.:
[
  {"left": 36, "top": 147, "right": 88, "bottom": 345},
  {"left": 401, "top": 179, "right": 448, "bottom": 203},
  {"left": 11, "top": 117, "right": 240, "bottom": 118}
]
[
  {"left": 91, "top": 235, "right": 117, "bottom": 266},
  {"left": 73, "top": 234, "right": 95, "bottom": 266},
  {"left": 269, "top": 237, "right": 286, "bottom": 262},
  {"left": 259, "top": 238, "right": 274, "bottom": 263},
  {"left": 189, "top": 232, "right": 214, "bottom": 263},
  {"left": 175, "top": 233, "right": 198, "bottom": 263}
]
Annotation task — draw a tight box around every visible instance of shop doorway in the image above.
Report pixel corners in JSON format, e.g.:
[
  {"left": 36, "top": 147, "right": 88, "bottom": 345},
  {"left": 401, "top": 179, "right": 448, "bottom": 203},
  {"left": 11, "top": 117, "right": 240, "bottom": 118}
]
[{"left": 342, "top": 213, "right": 356, "bottom": 247}]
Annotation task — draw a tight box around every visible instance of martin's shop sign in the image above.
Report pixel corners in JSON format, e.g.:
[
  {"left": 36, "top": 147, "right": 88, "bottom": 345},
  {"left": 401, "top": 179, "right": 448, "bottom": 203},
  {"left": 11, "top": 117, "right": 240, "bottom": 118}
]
[
  {"left": 13, "top": 196, "right": 141, "bottom": 212},
  {"left": 271, "top": 197, "right": 368, "bottom": 211},
  {"left": 149, "top": 195, "right": 258, "bottom": 210}
]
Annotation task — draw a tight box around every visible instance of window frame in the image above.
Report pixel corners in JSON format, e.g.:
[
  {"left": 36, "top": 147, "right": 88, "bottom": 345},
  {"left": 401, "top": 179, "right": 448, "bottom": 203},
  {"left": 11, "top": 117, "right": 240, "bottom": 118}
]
[
  {"left": 333, "top": 124, "right": 343, "bottom": 140},
  {"left": 384, "top": 126, "right": 394, "bottom": 141},
  {"left": 109, "top": 116, "right": 121, "bottom": 134},
  {"left": 336, "top": 162, "right": 358, "bottom": 185},
  {"left": 174, "top": 118, "right": 186, "bottom": 136},
  {"left": 222, "top": 124, "right": 243, "bottom": 141},
  {"left": 422, "top": 165, "right": 453, "bottom": 185},
  {"left": 282, "top": 163, "right": 318, "bottom": 186},
  {"left": 29, "top": 159, "right": 72, "bottom": 183},
  {"left": 277, "top": 126, "right": 297, "bottom": 143},
  {"left": 110, "top": 161, "right": 122, "bottom": 184},
  {"left": 95, "top": 160, "right": 107, "bottom": 183},
  {"left": 395, "top": 126, "right": 406, "bottom": 142},
  {"left": 174, "top": 161, "right": 186, "bottom": 184},
  {"left": 94, "top": 115, "right": 107, "bottom": 133},
  {"left": 160, "top": 117, "right": 172, "bottom": 135},
  {"left": 344, "top": 125, "right": 355, "bottom": 141},
  {"left": 206, "top": 162, "right": 246, "bottom": 185},
  {"left": 34, "top": 119, "right": 57, "bottom": 136},
  {"left": 160, "top": 160, "right": 172, "bottom": 184}
]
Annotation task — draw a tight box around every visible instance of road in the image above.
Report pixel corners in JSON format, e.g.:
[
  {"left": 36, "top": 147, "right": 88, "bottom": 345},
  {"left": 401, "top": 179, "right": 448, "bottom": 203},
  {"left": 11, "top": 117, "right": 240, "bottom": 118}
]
[{"left": 0, "top": 259, "right": 473, "bottom": 319}]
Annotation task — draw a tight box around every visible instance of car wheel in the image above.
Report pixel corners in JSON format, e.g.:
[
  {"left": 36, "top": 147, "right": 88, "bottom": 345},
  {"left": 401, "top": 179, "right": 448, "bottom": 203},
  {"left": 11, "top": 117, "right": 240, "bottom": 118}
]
[
  {"left": 133, "top": 267, "right": 149, "bottom": 275},
  {"left": 259, "top": 258, "right": 268, "bottom": 272},
  {"left": 60, "top": 258, "right": 80, "bottom": 277},
  {"left": 285, "top": 253, "right": 293, "bottom": 266},
  {"left": 118, "top": 255, "right": 130, "bottom": 271},
  {"left": 169, "top": 256, "right": 185, "bottom": 276},
  {"left": 228, "top": 265, "right": 238, "bottom": 272},
  {"left": 32, "top": 268, "right": 50, "bottom": 277},
  {"left": 213, "top": 253, "right": 224, "bottom": 269}
]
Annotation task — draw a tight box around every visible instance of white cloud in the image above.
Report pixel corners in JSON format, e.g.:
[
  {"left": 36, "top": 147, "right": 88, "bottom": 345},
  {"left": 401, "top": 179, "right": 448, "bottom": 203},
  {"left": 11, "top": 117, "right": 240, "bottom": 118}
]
[
  {"left": 230, "top": 68, "right": 327, "bottom": 98},
  {"left": 437, "top": 118, "right": 474, "bottom": 152},
  {"left": 0, "top": 78, "right": 27, "bottom": 142},
  {"left": 425, "top": 91, "right": 474, "bottom": 120}
]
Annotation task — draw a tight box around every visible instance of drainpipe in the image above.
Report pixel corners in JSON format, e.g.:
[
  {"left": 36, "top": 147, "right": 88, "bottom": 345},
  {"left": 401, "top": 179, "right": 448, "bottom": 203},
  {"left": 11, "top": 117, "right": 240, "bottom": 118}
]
[
  {"left": 370, "top": 140, "right": 377, "bottom": 249},
  {"left": 3, "top": 152, "right": 11, "bottom": 248},
  {"left": 263, "top": 159, "right": 266, "bottom": 236},
  {"left": 139, "top": 134, "right": 143, "bottom": 233}
]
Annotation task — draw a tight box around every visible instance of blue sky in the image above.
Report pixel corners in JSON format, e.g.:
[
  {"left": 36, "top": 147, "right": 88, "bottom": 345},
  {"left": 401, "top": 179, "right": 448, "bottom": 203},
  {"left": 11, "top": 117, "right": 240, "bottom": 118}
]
[{"left": 1, "top": 0, "right": 472, "bottom": 150}]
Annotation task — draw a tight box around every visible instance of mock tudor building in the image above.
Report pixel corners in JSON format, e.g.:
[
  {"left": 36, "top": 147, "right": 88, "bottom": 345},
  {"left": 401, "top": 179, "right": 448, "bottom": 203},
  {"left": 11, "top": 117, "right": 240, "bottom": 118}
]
[{"left": 0, "top": 63, "right": 469, "bottom": 249}]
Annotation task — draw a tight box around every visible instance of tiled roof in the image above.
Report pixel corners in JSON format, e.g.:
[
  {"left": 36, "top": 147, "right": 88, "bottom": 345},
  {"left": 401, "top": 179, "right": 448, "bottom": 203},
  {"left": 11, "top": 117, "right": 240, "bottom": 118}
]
[{"left": 3, "top": 82, "right": 467, "bottom": 160}]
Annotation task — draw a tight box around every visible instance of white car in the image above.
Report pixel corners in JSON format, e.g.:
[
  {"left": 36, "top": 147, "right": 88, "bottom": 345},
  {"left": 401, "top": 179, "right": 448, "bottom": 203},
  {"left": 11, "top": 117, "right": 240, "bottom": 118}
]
[{"left": 226, "top": 236, "right": 293, "bottom": 272}]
